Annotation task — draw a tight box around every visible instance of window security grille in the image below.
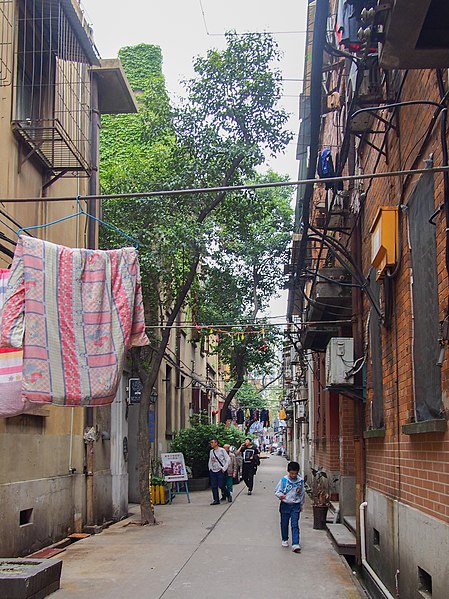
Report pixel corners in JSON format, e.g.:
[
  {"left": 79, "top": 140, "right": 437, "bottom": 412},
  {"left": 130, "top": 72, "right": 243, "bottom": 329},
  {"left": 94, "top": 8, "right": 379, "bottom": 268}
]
[
  {"left": 10, "top": 0, "right": 93, "bottom": 174},
  {"left": 0, "top": 1, "right": 14, "bottom": 86}
]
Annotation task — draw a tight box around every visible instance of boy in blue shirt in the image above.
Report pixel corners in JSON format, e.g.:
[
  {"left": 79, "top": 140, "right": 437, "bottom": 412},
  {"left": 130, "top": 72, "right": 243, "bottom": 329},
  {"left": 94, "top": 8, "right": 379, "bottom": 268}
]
[{"left": 274, "top": 461, "right": 305, "bottom": 553}]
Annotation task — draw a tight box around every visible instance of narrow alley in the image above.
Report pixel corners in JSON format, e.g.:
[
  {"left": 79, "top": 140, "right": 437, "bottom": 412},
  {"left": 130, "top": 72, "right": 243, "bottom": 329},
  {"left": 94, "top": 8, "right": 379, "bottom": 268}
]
[{"left": 55, "top": 456, "right": 364, "bottom": 599}]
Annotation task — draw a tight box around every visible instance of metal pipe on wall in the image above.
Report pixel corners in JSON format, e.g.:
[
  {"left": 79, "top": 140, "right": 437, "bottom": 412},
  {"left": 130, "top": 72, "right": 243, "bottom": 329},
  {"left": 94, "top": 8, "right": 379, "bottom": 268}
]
[
  {"left": 84, "top": 75, "right": 101, "bottom": 527},
  {"left": 360, "top": 502, "right": 396, "bottom": 599}
]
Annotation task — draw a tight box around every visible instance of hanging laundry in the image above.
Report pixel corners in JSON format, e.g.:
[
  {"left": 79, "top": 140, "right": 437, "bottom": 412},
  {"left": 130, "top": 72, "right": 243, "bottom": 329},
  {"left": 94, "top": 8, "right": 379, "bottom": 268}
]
[
  {"left": 236, "top": 408, "right": 245, "bottom": 424},
  {"left": 259, "top": 407, "right": 269, "bottom": 424},
  {"left": 336, "top": 0, "right": 377, "bottom": 52},
  {"left": 317, "top": 148, "right": 336, "bottom": 190},
  {"left": 0, "top": 269, "right": 27, "bottom": 418},
  {"left": 0, "top": 237, "right": 149, "bottom": 406},
  {"left": 279, "top": 408, "right": 287, "bottom": 420}
]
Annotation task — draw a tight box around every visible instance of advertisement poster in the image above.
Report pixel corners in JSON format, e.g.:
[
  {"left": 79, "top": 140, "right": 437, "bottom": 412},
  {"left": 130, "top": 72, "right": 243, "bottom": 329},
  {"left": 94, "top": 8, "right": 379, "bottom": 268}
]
[{"left": 161, "top": 452, "right": 188, "bottom": 482}]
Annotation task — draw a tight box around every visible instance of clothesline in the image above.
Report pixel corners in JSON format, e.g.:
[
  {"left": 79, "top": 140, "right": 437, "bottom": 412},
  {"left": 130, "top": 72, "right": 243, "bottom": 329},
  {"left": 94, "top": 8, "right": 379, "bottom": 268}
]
[{"left": 0, "top": 164, "right": 445, "bottom": 203}]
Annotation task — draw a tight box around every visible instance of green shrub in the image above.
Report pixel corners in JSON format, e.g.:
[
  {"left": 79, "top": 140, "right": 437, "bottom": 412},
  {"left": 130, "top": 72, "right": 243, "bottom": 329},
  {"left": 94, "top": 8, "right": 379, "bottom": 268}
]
[{"left": 171, "top": 423, "right": 246, "bottom": 478}]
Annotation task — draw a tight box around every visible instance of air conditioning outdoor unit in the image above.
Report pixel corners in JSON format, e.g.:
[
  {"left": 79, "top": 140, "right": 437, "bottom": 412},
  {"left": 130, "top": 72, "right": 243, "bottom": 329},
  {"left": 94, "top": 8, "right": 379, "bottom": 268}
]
[
  {"left": 325, "top": 337, "right": 354, "bottom": 386},
  {"left": 296, "top": 402, "right": 306, "bottom": 419}
]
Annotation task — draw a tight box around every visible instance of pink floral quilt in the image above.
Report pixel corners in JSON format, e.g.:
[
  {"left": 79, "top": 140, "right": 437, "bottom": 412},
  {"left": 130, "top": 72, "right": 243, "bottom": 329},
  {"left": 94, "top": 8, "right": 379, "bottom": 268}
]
[{"left": 0, "top": 237, "right": 149, "bottom": 406}]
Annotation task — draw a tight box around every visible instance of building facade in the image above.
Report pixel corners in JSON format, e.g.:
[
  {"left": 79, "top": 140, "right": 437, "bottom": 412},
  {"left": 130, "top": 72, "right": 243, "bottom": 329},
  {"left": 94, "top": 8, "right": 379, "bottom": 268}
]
[
  {"left": 287, "top": 1, "right": 449, "bottom": 597},
  {"left": 0, "top": 0, "right": 137, "bottom": 556}
]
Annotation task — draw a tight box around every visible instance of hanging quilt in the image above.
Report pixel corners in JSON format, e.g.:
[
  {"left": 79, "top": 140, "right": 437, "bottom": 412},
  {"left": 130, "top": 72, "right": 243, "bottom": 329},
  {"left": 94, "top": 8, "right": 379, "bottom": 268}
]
[
  {"left": 0, "top": 268, "right": 27, "bottom": 418},
  {"left": 0, "top": 237, "right": 149, "bottom": 406}
]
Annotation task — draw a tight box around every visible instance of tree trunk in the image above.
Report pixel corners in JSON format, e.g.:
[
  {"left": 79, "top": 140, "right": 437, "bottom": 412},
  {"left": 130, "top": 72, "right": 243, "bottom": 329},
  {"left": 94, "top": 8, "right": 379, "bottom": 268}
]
[
  {"left": 136, "top": 158, "right": 244, "bottom": 523},
  {"left": 220, "top": 347, "right": 245, "bottom": 423},
  {"left": 137, "top": 254, "right": 200, "bottom": 524}
]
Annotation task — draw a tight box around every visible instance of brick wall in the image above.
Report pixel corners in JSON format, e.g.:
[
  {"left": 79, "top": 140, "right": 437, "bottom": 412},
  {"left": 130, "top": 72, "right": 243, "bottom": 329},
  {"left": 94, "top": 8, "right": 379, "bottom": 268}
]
[
  {"left": 310, "top": 27, "right": 449, "bottom": 522},
  {"left": 360, "top": 68, "right": 449, "bottom": 523}
]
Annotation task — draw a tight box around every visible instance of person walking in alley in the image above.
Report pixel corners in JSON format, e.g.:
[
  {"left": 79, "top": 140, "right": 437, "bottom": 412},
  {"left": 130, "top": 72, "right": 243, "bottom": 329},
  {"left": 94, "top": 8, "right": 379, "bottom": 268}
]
[
  {"left": 221, "top": 444, "right": 238, "bottom": 502},
  {"left": 208, "top": 438, "right": 231, "bottom": 505},
  {"left": 235, "top": 437, "right": 260, "bottom": 495},
  {"left": 274, "top": 461, "right": 305, "bottom": 553}
]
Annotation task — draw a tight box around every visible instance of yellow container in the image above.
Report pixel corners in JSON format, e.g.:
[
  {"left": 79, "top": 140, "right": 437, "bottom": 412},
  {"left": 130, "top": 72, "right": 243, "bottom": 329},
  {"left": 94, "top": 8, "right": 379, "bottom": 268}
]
[{"left": 150, "top": 484, "right": 168, "bottom": 505}]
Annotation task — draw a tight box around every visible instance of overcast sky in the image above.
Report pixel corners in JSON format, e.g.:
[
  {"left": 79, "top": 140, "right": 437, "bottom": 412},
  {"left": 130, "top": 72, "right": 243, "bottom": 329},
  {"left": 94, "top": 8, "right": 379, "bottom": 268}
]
[{"left": 81, "top": 0, "right": 307, "bottom": 318}]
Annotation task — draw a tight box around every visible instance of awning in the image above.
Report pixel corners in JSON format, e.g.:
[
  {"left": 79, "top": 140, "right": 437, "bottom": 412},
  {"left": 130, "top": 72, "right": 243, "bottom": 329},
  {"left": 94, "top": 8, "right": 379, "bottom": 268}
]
[{"left": 91, "top": 59, "right": 138, "bottom": 115}]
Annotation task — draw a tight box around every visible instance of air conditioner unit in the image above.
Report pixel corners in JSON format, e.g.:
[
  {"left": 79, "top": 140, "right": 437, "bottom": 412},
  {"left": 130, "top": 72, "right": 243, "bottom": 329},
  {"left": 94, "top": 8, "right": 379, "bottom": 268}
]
[
  {"left": 292, "top": 385, "right": 308, "bottom": 402},
  {"left": 325, "top": 338, "right": 354, "bottom": 386},
  {"left": 296, "top": 402, "right": 306, "bottom": 419},
  {"left": 380, "top": 0, "right": 449, "bottom": 69}
]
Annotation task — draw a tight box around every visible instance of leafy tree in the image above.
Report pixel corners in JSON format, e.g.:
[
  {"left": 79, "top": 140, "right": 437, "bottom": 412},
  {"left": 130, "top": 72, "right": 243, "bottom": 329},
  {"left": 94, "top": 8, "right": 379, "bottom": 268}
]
[
  {"left": 232, "top": 381, "right": 265, "bottom": 409},
  {"left": 100, "top": 34, "right": 292, "bottom": 524},
  {"left": 196, "top": 172, "right": 292, "bottom": 421}
]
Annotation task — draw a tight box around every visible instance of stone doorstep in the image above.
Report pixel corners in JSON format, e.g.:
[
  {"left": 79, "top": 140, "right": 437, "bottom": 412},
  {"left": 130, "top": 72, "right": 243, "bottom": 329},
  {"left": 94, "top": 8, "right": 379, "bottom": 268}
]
[
  {"left": 327, "top": 523, "right": 357, "bottom": 556},
  {"left": 0, "top": 558, "right": 62, "bottom": 599},
  {"left": 27, "top": 532, "right": 92, "bottom": 561},
  {"left": 27, "top": 548, "right": 65, "bottom": 560},
  {"left": 343, "top": 515, "right": 356, "bottom": 535}
]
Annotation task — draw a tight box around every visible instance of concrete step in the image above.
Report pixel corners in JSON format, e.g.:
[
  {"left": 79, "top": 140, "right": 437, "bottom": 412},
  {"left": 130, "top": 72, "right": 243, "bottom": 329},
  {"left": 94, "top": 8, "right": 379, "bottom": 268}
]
[
  {"left": 343, "top": 515, "right": 356, "bottom": 535},
  {"left": 327, "top": 523, "right": 356, "bottom": 556}
]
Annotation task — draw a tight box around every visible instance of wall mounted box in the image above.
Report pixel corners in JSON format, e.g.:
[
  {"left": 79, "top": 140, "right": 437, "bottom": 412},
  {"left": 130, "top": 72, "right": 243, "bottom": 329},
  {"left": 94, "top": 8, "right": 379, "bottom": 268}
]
[
  {"left": 370, "top": 207, "right": 398, "bottom": 277},
  {"left": 325, "top": 337, "right": 354, "bottom": 386}
]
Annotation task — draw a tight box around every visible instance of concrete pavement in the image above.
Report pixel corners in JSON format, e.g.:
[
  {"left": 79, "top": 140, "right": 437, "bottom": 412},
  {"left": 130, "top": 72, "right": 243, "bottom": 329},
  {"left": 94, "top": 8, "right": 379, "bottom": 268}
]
[{"left": 54, "top": 456, "right": 365, "bottom": 598}]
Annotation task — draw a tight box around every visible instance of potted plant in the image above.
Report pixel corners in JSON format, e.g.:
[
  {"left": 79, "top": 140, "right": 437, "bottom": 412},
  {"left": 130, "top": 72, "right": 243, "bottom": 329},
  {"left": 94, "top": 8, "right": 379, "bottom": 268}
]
[
  {"left": 150, "top": 474, "right": 169, "bottom": 504},
  {"left": 311, "top": 466, "right": 330, "bottom": 530},
  {"left": 149, "top": 459, "right": 169, "bottom": 504}
]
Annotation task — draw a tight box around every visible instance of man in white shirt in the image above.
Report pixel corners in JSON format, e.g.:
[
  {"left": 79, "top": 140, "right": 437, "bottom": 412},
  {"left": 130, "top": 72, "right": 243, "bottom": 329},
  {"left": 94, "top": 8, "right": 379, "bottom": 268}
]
[{"left": 208, "top": 438, "right": 231, "bottom": 505}]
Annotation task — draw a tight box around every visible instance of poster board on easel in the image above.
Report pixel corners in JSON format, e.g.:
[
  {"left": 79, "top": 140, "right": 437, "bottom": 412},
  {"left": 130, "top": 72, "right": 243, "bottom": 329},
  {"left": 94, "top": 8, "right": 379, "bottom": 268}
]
[{"left": 160, "top": 452, "right": 188, "bottom": 482}]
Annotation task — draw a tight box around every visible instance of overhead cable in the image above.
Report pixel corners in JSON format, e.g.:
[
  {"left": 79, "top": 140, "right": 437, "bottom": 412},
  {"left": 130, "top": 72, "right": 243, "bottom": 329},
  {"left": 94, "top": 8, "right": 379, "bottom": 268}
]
[{"left": 1, "top": 165, "right": 448, "bottom": 204}]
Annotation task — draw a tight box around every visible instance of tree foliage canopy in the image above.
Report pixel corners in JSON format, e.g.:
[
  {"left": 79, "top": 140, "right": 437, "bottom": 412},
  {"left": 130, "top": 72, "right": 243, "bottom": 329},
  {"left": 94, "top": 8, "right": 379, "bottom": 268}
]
[
  {"left": 100, "top": 35, "right": 292, "bottom": 326},
  {"left": 99, "top": 33, "right": 293, "bottom": 521}
]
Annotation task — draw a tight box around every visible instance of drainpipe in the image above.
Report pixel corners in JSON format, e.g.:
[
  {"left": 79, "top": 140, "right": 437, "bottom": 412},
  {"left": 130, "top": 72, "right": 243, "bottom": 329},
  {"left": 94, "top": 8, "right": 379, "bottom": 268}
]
[
  {"left": 88, "top": 74, "right": 100, "bottom": 249},
  {"left": 360, "top": 502, "right": 395, "bottom": 599},
  {"left": 293, "top": 403, "right": 297, "bottom": 461},
  {"left": 352, "top": 189, "right": 365, "bottom": 563},
  {"left": 300, "top": 421, "right": 305, "bottom": 479},
  {"left": 84, "top": 74, "right": 101, "bottom": 528}
]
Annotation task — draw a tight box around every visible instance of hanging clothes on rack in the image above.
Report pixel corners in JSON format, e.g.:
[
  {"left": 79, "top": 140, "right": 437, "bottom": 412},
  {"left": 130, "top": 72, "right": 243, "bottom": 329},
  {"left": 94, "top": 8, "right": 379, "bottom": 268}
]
[
  {"left": 236, "top": 408, "right": 245, "bottom": 424},
  {"left": 0, "top": 237, "right": 149, "bottom": 406}
]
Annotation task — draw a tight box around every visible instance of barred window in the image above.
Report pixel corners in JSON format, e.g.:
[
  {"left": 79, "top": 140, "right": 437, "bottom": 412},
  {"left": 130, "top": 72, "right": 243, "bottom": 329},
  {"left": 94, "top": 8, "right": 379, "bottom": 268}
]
[{"left": 11, "top": 0, "right": 95, "bottom": 174}]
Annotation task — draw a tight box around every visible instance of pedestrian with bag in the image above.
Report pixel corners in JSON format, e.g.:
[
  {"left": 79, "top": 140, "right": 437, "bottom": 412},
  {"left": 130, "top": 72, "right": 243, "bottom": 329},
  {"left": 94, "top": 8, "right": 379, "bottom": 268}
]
[
  {"left": 235, "top": 437, "right": 260, "bottom": 495},
  {"left": 221, "top": 444, "right": 238, "bottom": 502},
  {"left": 274, "top": 461, "right": 305, "bottom": 553},
  {"left": 208, "top": 438, "right": 231, "bottom": 505}
]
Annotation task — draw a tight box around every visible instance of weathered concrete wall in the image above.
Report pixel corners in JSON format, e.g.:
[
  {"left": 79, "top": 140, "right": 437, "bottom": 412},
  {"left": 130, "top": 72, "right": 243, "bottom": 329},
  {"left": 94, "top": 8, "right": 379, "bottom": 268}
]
[
  {"left": 365, "top": 487, "right": 449, "bottom": 599},
  {"left": 93, "top": 469, "right": 113, "bottom": 525},
  {"left": 0, "top": 474, "right": 84, "bottom": 557},
  {"left": 339, "top": 475, "right": 355, "bottom": 518}
]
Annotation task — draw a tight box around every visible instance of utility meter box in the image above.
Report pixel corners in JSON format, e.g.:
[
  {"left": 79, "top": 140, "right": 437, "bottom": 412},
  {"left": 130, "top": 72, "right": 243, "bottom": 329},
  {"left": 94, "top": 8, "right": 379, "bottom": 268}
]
[
  {"left": 370, "top": 207, "right": 398, "bottom": 278},
  {"left": 325, "top": 337, "right": 354, "bottom": 386}
]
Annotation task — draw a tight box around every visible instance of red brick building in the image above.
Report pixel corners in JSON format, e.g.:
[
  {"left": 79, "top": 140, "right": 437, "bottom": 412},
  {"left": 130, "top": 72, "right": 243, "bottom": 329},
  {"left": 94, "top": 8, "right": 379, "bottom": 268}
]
[{"left": 286, "top": 1, "right": 449, "bottom": 597}]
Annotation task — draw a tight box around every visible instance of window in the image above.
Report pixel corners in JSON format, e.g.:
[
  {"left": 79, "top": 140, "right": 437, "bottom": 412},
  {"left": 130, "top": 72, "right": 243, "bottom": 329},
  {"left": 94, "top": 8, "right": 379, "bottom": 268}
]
[
  {"left": 165, "top": 365, "right": 172, "bottom": 437},
  {"left": 408, "top": 173, "right": 442, "bottom": 421},
  {"left": 418, "top": 566, "right": 432, "bottom": 598},
  {"left": 20, "top": 508, "right": 33, "bottom": 526},
  {"left": 369, "top": 271, "right": 384, "bottom": 429},
  {"left": 180, "top": 376, "right": 185, "bottom": 429},
  {"left": 12, "top": 0, "right": 92, "bottom": 173}
]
